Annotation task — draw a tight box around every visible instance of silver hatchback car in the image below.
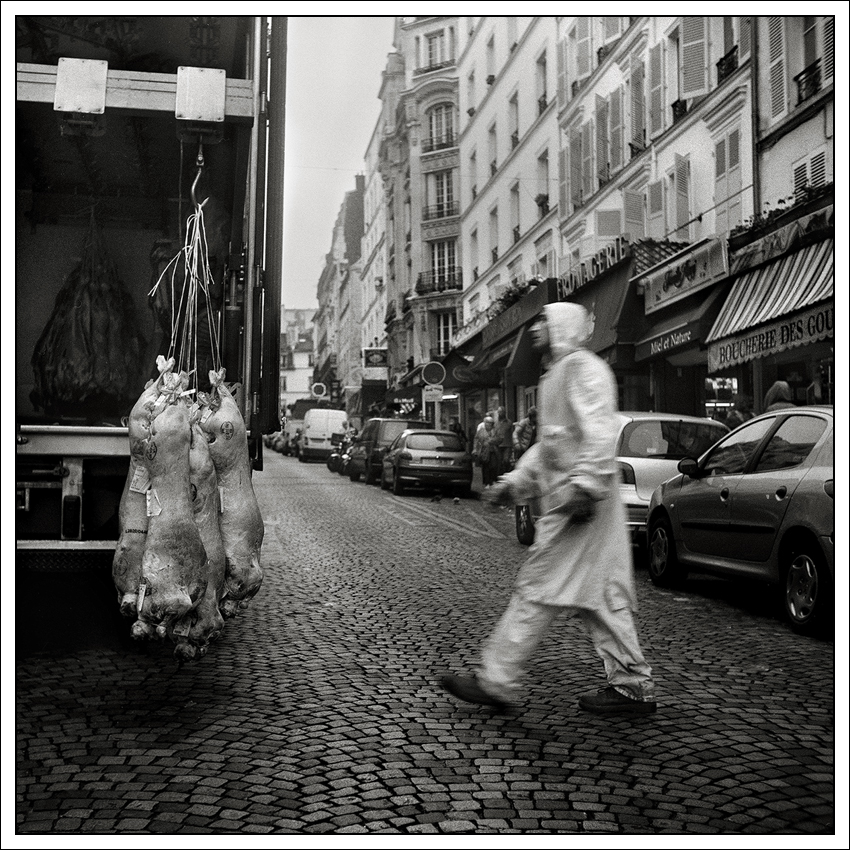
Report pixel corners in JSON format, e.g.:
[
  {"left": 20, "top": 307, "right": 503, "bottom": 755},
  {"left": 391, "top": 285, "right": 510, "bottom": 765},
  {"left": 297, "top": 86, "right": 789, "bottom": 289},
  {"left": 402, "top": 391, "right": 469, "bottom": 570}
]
[{"left": 646, "top": 406, "right": 834, "bottom": 635}]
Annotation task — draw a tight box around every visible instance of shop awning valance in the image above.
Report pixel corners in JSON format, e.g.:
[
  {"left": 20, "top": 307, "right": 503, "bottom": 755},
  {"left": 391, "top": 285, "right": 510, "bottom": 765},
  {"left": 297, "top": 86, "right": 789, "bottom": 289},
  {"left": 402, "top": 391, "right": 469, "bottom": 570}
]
[{"left": 707, "top": 239, "right": 833, "bottom": 344}]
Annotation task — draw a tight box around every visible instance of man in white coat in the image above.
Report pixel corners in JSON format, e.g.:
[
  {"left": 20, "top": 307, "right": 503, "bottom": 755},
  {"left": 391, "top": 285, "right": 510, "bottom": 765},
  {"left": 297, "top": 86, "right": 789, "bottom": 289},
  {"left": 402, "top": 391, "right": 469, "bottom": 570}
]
[{"left": 440, "top": 302, "right": 656, "bottom": 715}]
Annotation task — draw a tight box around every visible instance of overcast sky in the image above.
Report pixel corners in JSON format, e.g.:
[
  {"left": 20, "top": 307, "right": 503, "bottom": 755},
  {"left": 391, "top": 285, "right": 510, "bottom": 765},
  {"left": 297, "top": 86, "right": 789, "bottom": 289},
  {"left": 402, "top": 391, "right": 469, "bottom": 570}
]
[{"left": 282, "top": 16, "right": 396, "bottom": 311}]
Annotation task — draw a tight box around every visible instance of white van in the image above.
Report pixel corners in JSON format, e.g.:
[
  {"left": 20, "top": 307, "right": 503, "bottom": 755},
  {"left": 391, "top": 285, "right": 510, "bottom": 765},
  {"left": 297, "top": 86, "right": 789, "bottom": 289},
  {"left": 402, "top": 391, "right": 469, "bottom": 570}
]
[{"left": 298, "top": 408, "right": 349, "bottom": 462}]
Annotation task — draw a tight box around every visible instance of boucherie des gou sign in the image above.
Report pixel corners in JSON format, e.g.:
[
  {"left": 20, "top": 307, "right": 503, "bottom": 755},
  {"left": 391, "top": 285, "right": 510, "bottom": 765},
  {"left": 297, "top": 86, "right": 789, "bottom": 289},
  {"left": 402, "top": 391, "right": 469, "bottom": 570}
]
[{"left": 708, "top": 302, "right": 833, "bottom": 372}]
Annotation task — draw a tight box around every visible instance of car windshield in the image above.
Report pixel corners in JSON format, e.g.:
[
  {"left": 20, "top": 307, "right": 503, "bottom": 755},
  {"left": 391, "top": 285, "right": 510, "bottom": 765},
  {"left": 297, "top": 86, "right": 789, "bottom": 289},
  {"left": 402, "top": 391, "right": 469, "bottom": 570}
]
[
  {"left": 407, "top": 433, "right": 464, "bottom": 452},
  {"left": 381, "top": 421, "right": 415, "bottom": 444},
  {"left": 619, "top": 420, "right": 727, "bottom": 460}
]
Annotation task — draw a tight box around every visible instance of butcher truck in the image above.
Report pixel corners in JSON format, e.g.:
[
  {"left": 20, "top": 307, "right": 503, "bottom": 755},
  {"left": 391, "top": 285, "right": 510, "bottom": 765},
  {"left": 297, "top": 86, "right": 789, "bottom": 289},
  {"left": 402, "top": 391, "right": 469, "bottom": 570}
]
[{"left": 15, "top": 17, "right": 285, "bottom": 607}]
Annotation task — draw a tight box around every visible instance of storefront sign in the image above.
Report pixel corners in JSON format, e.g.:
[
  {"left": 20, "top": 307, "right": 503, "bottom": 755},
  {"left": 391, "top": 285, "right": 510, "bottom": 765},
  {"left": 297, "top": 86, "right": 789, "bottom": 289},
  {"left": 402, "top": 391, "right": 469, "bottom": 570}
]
[
  {"left": 557, "top": 235, "right": 632, "bottom": 299},
  {"left": 708, "top": 301, "right": 834, "bottom": 372},
  {"left": 482, "top": 278, "right": 557, "bottom": 348},
  {"left": 640, "top": 238, "right": 728, "bottom": 314},
  {"left": 636, "top": 325, "right": 695, "bottom": 360},
  {"left": 362, "top": 348, "right": 388, "bottom": 368},
  {"left": 729, "top": 204, "right": 834, "bottom": 276}
]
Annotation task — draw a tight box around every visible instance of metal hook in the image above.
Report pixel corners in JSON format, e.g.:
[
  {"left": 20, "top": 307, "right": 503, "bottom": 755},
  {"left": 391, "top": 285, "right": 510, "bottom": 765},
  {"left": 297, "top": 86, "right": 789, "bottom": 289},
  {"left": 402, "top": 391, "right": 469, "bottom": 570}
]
[{"left": 190, "top": 143, "right": 208, "bottom": 211}]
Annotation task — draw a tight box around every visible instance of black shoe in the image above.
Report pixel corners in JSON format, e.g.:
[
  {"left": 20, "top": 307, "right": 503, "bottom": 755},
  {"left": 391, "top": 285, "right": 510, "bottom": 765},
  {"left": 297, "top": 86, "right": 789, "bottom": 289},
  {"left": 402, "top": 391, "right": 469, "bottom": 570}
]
[
  {"left": 439, "top": 675, "right": 507, "bottom": 710},
  {"left": 578, "top": 686, "right": 657, "bottom": 715}
]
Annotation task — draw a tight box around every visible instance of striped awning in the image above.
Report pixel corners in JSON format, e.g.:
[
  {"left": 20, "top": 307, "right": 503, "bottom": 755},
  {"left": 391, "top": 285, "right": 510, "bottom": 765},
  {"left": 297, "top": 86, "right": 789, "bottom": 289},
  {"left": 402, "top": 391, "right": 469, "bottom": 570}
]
[{"left": 707, "top": 239, "right": 833, "bottom": 343}]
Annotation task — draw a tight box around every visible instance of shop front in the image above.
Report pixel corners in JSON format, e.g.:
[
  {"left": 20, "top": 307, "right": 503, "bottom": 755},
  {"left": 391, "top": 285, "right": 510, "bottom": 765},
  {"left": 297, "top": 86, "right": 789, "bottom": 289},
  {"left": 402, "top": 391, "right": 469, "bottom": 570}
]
[
  {"left": 707, "top": 236, "right": 834, "bottom": 413},
  {"left": 633, "top": 237, "right": 731, "bottom": 417}
]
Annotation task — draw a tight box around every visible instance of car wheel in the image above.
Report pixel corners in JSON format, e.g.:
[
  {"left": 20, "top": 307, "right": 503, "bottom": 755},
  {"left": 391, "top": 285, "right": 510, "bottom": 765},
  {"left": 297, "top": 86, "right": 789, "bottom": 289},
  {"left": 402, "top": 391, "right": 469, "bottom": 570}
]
[
  {"left": 783, "top": 543, "right": 832, "bottom": 636},
  {"left": 392, "top": 469, "right": 404, "bottom": 496},
  {"left": 516, "top": 504, "right": 535, "bottom": 546},
  {"left": 647, "top": 516, "right": 686, "bottom": 587}
]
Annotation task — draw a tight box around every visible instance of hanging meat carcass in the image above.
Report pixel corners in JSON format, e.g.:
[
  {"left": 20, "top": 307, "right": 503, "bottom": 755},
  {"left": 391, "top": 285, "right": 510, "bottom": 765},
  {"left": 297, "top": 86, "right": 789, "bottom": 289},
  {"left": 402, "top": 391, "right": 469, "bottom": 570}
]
[
  {"left": 131, "top": 398, "right": 208, "bottom": 641},
  {"left": 198, "top": 368, "right": 264, "bottom": 616}
]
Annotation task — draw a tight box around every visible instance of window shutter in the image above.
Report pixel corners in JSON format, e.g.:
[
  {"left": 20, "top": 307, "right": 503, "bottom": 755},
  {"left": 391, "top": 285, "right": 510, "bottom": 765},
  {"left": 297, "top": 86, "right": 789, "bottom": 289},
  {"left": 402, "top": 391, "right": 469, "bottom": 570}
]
[
  {"left": 810, "top": 151, "right": 826, "bottom": 187},
  {"left": 570, "top": 127, "right": 582, "bottom": 208},
  {"left": 596, "top": 94, "right": 609, "bottom": 185},
  {"left": 823, "top": 16, "right": 834, "bottom": 82},
  {"left": 582, "top": 120, "right": 594, "bottom": 201},
  {"left": 557, "top": 37, "right": 567, "bottom": 105},
  {"left": 715, "top": 139, "right": 728, "bottom": 234},
  {"left": 576, "top": 17, "right": 592, "bottom": 80},
  {"left": 739, "top": 17, "right": 752, "bottom": 60},
  {"left": 648, "top": 180, "right": 664, "bottom": 239},
  {"left": 727, "top": 130, "right": 742, "bottom": 229},
  {"left": 631, "top": 57, "right": 646, "bottom": 149},
  {"left": 605, "top": 17, "right": 622, "bottom": 42},
  {"left": 793, "top": 162, "right": 809, "bottom": 201},
  {"left": 624, "top": 189, "right": 645, "bottom": 239},
  {"left": 559, "top": 146, "right": 569, "bottom": 216},
  {"left": 610, "top": 86, "right": 624, "bottom": 173},
  {"left": 681, "top": 17, "right": 708, "bottom": 98},
  {"left": 596, "top": 209, "right": 622, "bottom": 238},
  {"left": 675, "top": 154, "right": 690, "bottom": 240},
  {"left": 768, "top": 17, "right": 786, "bottom": 120},
  {"left": 649, "top": 43, "right": 663, "bottom": 137}
]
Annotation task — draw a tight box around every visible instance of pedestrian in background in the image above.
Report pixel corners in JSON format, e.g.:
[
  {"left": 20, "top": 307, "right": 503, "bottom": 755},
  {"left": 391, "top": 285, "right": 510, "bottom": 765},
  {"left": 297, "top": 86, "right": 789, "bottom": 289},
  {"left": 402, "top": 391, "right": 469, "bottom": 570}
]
[
  {"left": 512, "top": 406, "right": 538, "bottom": 460},
  {"left": 440, "top": 303, "right": 657, "bottom": 715},
  {"left": 448, "top": 416, "right": 466, "bottom": 446},
  {"left": 494, "top": 406, "right": 514, "bottom": 473},
  {"left": 472, "top": 415, "right": 499, "bottom": 487},
  {"left": 724, "top": 394, "right": 753, "bottom": 429},
  {"left": 764, "top": 380, "right": 795, "bottom": 412}
]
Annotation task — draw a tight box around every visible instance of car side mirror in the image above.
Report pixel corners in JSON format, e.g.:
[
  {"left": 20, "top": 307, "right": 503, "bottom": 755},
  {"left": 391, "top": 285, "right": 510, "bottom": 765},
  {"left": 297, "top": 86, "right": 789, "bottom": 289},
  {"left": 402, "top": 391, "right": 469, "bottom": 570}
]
[{"left": 677, "top": 457, "right": 700, "bottom": 478}]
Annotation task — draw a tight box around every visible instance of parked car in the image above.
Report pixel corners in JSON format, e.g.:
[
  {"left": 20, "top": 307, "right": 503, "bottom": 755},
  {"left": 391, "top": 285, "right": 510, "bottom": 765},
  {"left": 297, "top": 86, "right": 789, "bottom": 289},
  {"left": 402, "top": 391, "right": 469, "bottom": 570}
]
[
  {"left": 515, "top": 412, "right": 729, "bottom": 545},
  {"left": 646, "top": 406, "right": 834, "bottom": 635},
  {"left": 348, "top": 417, "right": 431, "bottom": 484},
  {"left": 380, "top": 429, "right": 473, "bottom": 496}
]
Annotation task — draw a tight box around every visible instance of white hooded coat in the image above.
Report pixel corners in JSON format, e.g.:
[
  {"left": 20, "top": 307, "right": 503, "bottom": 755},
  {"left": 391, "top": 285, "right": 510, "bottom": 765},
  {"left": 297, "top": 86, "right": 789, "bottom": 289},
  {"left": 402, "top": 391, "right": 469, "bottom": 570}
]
[{"left": 502, "top": 303, "right": 637, "bottom": 611}]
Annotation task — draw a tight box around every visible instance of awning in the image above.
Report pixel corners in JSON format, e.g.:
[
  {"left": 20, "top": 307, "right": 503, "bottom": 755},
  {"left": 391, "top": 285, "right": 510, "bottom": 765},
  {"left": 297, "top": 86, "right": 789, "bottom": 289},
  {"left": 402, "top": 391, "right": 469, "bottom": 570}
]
[
  {"left": 505, "top": 325, "right": 543, "bottom": 386},
  {"left": 567, "top": 267, "right": 635, "bottom": 355},
  {"left": 634, "top": 285, "right": 727, "bottom": 362},
  {"left": 707, "top": 239, "right": 833, "bottom": 343}
]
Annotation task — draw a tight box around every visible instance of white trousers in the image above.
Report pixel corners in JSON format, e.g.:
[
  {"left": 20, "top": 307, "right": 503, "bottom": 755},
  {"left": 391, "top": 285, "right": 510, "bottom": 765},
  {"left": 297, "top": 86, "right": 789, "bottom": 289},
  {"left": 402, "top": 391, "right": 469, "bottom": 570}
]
[{"left": 478, "top": 591, "right": 655, "bottom": 703}]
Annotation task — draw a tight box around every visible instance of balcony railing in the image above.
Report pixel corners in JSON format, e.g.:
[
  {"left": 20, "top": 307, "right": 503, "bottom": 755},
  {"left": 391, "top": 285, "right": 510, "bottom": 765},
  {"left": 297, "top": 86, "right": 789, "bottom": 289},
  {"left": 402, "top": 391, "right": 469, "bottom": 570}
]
[
  {"left": 512, "top": 225, "right": 520, "bottom": 243},
  {"left": 491, "top": 247, "right": 499, "bottom": 263},
  {"left": 422, "top": 201, "right": 459, "bottom": 221},
  {"left": 415, "top": 268, "right": 463, "bottom": 294},
  {"left": 671, "top": 98, "right": 688, "bottom": 123},
  {"left": 795, "top": 59, "right": 822, "bottom": 105},
  {"left": 486, "top": 74, "right": 495, "bottom": 85},
  {"left": 535, "top": 194, "right": 550, "bottom": 216},
  {"left": 472, "top": 266, "right": 479, "bottom": 281},
  {"left": 490, "top": 159, "right": 497, "bottom": 176},
  {"left": 422, "top": 132, "right": 457, "bottom": 153},
  {"left": 414, "top": 60, "right": 454, "bottom": 76},
  {"left": 471, "top": 185, "right": 477, "bottom": 199},
  {"left": 538, "top": 93, "right": 548, "bottom": 114},
  {"left": 597, "top": 42, "right": 615, "bottom": 65},
  {"left": 716, "top": 45, "right": 738, "bottom": 85},
  {"left": 511, "top": 131, "right": 519, "bottom": 149}
]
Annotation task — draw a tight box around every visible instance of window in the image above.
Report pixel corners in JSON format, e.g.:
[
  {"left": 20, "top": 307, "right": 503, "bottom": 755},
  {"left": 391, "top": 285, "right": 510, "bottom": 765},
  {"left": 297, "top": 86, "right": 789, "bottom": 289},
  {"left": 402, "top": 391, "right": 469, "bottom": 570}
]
[
  {"left": 793, "top": 148, "right": 828, "bottom": 202},
  {"left": 609, "top": 86, "right": 624, "bottom": 173},
  {"left": 536, "top": 151, "right": 550, "bottom": 216},
  {"left": 581, "top": 121, "right": 594, "bottom": 202},
  {"left": 568, "top": 17, "right": 592, "bottom": 94},
  {"left": 427, "top": 30, "right": 446, "bottom": 67},
  {"left": 509, "top": 94, "right": 519, "bottom": 148},
  {"left": 510, "top": 183, "right": 520, "bottom": 241},
  {"left": 508, "top": 255, "right": 523, "bottom": 285},
  {"left": 596, "top": 93, "right": 609, "bottom": 186},
  {"left": 649, "top": 40, "right": 665, "bottom": 136},
  {"left": 469, "top": 150, "right": 477, "bottom": 199},
  {"left": 507, "top": 17, "right": 518, "bottom": 50},
  {"left": 768, "top": 17, "right": 787, "bottom": 120},
  {"left": 629, "top": 54, "right": 646, "bottom": 152},
  {"left": 755, "top": 415, "right": 827, "bottom": 473},
  {"left": 468, "top": 293, "right": 480, "bottom": 319},
  {"left": 429, "top": 170, "right": 454, "bottom": 218},
  {"left": 469, "top": 229, "right": 478, "bottom": 276},
  {"left": 536, "top": 52, "right": 548, "bottom": 113},
  {"left": 467, "top": 71, "right": 476, "bottom": 113},
  {"left": 714, "top": 127, "right": 742, "bottom": 233},
  {"left": 680, "top": 17, "right": 709, "bottom": 99},
  {"left": 619, "top": 420, "right": 728, "bottom": 460},
  {"left": 486, "top": 34, "right": 495, "bottom": 80},
  {"left": 624, "top": 187, "right": 645, "bottom": 239},
  {"left": 425, "top": 103, "right": 455, "bottom": 152},
  {"left": 671, "top": 154, "right": 691, "bottom": 241},
  {"left": 436, "top": 312, "right": 457, "bottom": 356},
  {"left": 488, "top": 124, "right": 497, "bottom": 174},
  {"left": 647, "top": 179, "right": 664, "bottom": 239},
  {"left": 489, "top": 206, "right": 499, "bottom": 263},
  {"left": 702, "top": 418, "right": 774, "bottom": 476},
  {"left": 430, "top": 240, "right": 457, "bottom": 285}
]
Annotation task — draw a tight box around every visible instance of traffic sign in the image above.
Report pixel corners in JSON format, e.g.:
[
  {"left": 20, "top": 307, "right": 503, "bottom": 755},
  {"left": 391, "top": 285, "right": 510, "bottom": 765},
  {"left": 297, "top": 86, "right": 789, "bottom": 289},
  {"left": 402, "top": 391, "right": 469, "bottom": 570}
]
[
  {"left": 422, "top": 361, "right": 446, "bottom": 385},
  {"left": 423, "top": 384, "right": 444, "bottom": 402}
]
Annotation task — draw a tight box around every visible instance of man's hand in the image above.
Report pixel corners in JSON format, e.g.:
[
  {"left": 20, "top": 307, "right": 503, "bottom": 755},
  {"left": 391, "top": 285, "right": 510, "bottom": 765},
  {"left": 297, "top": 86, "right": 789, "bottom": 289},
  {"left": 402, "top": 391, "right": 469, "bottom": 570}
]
[
  {"left": 559, "top": 486, "right": 596, "bottom": 523},
  {"left": 482, "top": 479, "right": 513, "bottom": 508}
]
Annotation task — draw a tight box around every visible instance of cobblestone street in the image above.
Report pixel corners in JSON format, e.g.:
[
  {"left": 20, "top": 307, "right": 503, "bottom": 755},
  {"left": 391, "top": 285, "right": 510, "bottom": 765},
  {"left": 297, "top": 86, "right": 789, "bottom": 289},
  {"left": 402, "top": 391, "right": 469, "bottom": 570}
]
[{"left": 14, "top": 451, "right": 837, "bottom": 836}]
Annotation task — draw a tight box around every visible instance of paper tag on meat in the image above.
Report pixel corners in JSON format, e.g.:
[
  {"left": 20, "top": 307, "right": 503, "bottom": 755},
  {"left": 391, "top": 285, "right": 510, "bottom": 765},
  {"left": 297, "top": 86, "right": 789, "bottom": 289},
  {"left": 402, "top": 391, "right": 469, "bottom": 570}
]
[
  {"left": 219, "top": 486, "right": 225, "bottom": 512},
  {"left": 137, "top": 580, "right": 147, "bottom": 615},
  {"left": 146, "top": 488, "right": 163, "bottom": 517},
  {"left": 172, "top": 619, "right": 191, "bottom": 637},
  {"left": 129, "top": 464, "right": 151, "bottom": 494}
]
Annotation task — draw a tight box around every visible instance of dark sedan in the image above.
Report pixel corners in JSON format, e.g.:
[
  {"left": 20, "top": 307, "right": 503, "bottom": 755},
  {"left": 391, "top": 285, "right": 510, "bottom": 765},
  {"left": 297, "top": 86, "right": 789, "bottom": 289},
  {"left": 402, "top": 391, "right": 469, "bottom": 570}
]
[
  {"left": 380, "top": 429, "right": 473, "bottom": 496},
  {"left": 647, "top": 406, "right": 834, "bottom": 635}
]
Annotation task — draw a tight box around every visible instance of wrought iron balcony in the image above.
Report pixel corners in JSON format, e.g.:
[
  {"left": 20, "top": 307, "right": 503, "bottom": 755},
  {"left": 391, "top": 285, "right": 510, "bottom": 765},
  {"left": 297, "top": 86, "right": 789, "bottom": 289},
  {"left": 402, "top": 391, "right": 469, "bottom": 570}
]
[
  {"left": 422, "top": 201, "right": 459, "bottom": 221},
  {"left": 538, "top": 93, "right": 548, "bottom": 115},
  {"left": 795, "top": 59, "right": 822, "bottom": 105},
  {"left": 415, "top": 268, "right": 463, "bottom": 294},
  {"left": 422, "top": 132, "right": 457, "bottom": 153},
  {"left": 716, "top": 45, "right": 738, "bottom": 85},
  {"left": 414, "top": 60, "right": 454, "bottom": 76},
  {"left": 535, "top": 194, "right": 550, "bottom": 216},
  {"left": 671, "top": 98, "right": 688, "bottom": 123}
]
